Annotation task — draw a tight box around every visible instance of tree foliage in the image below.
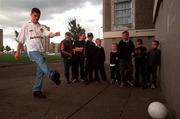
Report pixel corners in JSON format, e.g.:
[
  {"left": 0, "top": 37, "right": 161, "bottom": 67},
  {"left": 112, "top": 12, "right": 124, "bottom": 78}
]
[
  {"left": 68, "top": 18, "right": 85, "bottom": 40},
  {"left": 14, "top": 30, "right": 19, "bottom": 42},
  {"left": 5, "top": 45, "right": 11, "bottom": 51}
]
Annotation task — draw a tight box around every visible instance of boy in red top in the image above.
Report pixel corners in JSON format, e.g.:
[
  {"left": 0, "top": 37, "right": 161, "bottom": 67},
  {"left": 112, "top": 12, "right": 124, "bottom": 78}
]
[{"left": 60, "top": 32, "right": 73, "bottom": 84}]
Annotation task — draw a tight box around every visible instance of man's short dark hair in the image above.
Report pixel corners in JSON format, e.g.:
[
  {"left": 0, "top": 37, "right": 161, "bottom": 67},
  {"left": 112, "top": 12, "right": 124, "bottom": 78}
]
[
  {"left": 152, "top": 40, "right": 159, "bottom": 46},
  {"left": 112, "top": 43, "right": 118, "bottom": 47},
  {"left": 136, "top": 39, "right": 143, "bottom": 44},
  {"left": 96, "top": 38, "right": 101, "bottom": 41},
  {"left": 31, "top": 8, "right": 41, "bottom": 14},
  {"left": 87, "top": 32, "right": 94, "bottom": 38},
  {"left": 122, "top": 30, "right": 129, "bottom": 35},
  {"left": 65, "top": 32, "right": 72, "bottom": 37},
  {"left": 78, "top": 32, "right": 86, "bottom": 37}
]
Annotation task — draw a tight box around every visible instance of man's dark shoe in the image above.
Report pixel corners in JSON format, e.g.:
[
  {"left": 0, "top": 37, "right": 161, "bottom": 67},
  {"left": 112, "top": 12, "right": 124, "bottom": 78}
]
[
  {"left": 33, "top": 91, "right": 46, "bottom": 98},
  {"left": 51, "top": 71, "right": 61, "bottom": 85}
]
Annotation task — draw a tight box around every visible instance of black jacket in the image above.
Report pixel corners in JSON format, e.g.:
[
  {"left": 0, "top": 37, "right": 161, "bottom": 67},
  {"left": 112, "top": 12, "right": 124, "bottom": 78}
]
[
  {"left": 73, "top": 40, "right": 86, "bottom": 58},
  {"left": 118, "top": 39, "right": 135, "bottom": 60},
  {"left": 134, "top": 46, "right": 147, "bottom": 64},
  {"left": 60, "top": 39, "right": 73, "bottom": 58},
  {"left": 110, "top": 51, "right": 119, "bottom": 67},
  {"left": 147, "top": 48, "right": 161, "bottom": 67},
  {"left": 95, "top": 46, "right": 105, "bottom": 64},
  {"left": 85, "top": 40, "right": 96, "bottom": 60}
]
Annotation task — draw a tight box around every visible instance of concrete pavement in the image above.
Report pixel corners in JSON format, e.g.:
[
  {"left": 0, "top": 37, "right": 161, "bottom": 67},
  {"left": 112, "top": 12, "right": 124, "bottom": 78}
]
[{"left": 0, "top": 62, "right": 169, "bottom": 119}]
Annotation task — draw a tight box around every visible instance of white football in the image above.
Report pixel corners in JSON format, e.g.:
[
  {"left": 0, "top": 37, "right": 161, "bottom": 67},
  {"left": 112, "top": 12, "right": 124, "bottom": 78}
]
[{"left": 148, "top": 101, "right": 168, "bottom": 119}]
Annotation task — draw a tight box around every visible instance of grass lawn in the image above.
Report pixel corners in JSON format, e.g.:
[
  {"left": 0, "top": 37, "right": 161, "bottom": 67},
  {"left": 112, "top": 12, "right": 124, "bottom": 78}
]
[{"left": 0, "top": 53, "right": 62, "bottom": 63}]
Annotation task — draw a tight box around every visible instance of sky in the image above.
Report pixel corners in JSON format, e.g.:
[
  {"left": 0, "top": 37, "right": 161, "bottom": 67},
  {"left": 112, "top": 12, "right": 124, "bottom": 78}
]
[{"left": 0, "top": 0, "right": 103, "bottom": 50}]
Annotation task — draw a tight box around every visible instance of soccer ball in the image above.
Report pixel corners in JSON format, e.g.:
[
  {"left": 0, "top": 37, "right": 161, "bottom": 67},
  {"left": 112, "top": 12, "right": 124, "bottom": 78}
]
[{"left": 148, "top": 102, "right": 168, "bottom": 119}]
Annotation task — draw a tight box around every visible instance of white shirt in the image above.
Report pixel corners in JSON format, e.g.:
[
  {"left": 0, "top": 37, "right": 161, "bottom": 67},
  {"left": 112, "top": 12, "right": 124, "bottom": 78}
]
[
  {"left": 18, "top": 21, "right": 50, "bottom": 53},
  {"left": 123, "top": 39, "right": 130, "bottom": 43}
]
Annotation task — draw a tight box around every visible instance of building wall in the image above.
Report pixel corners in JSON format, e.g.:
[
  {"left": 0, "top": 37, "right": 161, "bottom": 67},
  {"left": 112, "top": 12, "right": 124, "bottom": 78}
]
[
  {"left": 41, "top": 25, "right": 50, "bottom": 52},
  {"left": 103, "top": 0, "right": 155, "bottom": 31},
  {"left": 103, "top": 0, "right": 111, "bottom": 32},
  {"left": 103, "top": 0, "right": 155, "bottom": 63},
  {"left": 135, "top": 0, "right": 155, "bottom": 29},
  {"left": 49, "top": 42, "right": 60, "bottom": 53},
  {"left": 0, "top": 29, "right": 3, "bottom": 48},
  {"left": 154, "top": 0, "right": 180, "bottom": 118}
]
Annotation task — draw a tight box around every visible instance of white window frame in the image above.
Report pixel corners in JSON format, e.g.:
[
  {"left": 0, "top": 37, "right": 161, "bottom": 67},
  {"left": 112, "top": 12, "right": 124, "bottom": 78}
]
[{"left": 112, "top": 0, "right": 135, "bottom": 31}]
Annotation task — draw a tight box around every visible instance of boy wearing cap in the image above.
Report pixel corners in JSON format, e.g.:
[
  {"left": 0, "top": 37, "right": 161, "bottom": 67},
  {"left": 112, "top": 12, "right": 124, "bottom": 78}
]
[{"left": 84, "top": 33, "right": 96, "bottom": 83}]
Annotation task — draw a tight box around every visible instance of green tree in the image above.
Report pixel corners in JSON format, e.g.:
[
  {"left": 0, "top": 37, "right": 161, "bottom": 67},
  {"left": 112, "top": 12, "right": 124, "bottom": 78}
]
[
  {"left": 5, "top": 45, "right": 11, "bottom": 51},
  {"left": 68, "top": 18, "right": 85, "bottom": 40}
]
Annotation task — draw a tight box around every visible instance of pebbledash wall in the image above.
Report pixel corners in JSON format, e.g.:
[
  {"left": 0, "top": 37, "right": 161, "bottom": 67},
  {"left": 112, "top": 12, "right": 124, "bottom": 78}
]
[{"left": 154, "top": 0, "right": 180, "bottom": 118}]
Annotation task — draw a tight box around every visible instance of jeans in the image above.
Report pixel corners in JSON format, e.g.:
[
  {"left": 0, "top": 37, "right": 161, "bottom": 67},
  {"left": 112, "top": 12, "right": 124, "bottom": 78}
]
[{"left": 29, "top": 51, "right": 53, "bottom": 92}]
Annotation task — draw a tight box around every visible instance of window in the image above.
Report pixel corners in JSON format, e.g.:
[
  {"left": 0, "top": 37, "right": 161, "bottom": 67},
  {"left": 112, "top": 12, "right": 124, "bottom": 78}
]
[{"left": 114, "top": 0, "right": 132, "bottom": 25}]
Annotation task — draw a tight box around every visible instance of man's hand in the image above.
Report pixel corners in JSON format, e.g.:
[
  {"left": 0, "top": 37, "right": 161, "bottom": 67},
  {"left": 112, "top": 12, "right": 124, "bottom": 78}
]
[
  {"left": 14, "top": 43, "right": 23, "bottom": 60},
  {"left": 74, "top": 47, "right": 84, "bottom": 52},
  {"left": 55, "top": 32, "right": 60, "bottom": 36},
  {"left": 48, "top": 32, "right": 60, "bottom": 38},
  {"left": 14, "top": 51, "right": 20, "bottom": 60}
]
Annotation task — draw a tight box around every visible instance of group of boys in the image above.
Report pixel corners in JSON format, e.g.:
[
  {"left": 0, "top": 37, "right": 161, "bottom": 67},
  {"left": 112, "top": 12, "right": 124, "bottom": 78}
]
[
  {"left": 60, "top": 32, "right": 107, "bottom": 84},
  {"left": 15, "top": 8, "right": 160, "bottom": 99},
  {"left": 110, "top": 31, "right": 161, "bottom": 89}
]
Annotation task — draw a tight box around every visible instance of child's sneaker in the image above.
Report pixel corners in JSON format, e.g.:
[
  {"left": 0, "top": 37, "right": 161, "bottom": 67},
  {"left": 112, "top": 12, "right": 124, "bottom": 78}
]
[
  {"left": 115, "top": 80, "right": 120, "bottom": 85},
  {"left": 71, "top": 79, "right": 77, "bottom": 84},
  {"left": 120, "top": 82, "right": 124, "bottom": 88},
  {"left": 111, "top": 79, "right": 115, "bottom": 84},
  {"left": 127, "top": 80, "right": 134, "bottom": 87},
  {"left": 151, "top": 84, "right": 156, "bottom": 89}
]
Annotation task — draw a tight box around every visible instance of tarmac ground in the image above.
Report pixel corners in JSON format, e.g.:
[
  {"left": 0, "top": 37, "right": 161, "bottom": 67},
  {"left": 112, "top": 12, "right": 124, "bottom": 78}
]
[{"left": 0, "top": 62, "right": 168, "bottom": 119}]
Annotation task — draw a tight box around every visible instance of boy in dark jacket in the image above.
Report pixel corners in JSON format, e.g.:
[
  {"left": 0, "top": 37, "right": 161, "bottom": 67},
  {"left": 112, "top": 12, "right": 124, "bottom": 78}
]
[
  {"left": 110, "top": 43, "right": 120, "bottom": 84},
  {"left": 147, "top": 40, "right": 161, "bottom": 88},
  {"left": 71, "top": 32, "right": 86, "bottom": 83},
  {"left": 118, "top": 31, "right": 135, "bottom": 87},
  {"left": 60, "top": 32, "right": 73, "bottom": 84},
  {"left": 84, "top": 33, "right": 96, "bottom": 82},
  {"left": 94, "top": 38, "right": 107, "bottom": 82},
  {"left": 134, "top": 39, "right": 147, "bottom": 88}
]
